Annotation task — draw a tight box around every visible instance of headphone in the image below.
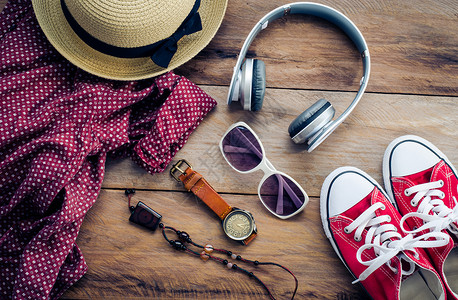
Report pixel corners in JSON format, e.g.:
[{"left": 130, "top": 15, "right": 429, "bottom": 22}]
[{"left": 227, "top": 2, "right": 371, "bottom": 152}]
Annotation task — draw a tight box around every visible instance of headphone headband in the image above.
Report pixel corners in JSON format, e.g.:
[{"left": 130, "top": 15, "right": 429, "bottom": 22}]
[{"left": 227, "top": 2, "right": 370, "bottom": 152}]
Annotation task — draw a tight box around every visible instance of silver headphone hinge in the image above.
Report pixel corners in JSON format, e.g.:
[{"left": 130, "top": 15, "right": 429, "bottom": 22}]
[{"left": 283, "top": 5, "right": 291, "bottom": 16}]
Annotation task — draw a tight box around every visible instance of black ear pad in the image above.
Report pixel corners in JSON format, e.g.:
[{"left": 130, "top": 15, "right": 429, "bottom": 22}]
[
  {"left": 250, "top": 59, "right": 266, "bottom": 111},
  {"left": 288, "top": 99, "right": 335, "bottom": 142}
]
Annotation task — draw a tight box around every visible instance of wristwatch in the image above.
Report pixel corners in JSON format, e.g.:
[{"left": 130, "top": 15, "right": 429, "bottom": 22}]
[{"left": 170, "top": 160, "right": 257, "bottom": 245}]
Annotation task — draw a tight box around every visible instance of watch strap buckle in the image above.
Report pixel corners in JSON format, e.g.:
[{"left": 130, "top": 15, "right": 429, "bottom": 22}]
[{"left": 170, "top": 159, "right": 192, "bottom": 181}]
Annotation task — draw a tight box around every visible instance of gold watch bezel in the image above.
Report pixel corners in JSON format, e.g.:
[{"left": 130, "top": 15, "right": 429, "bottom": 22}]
[{"left": 222, "top": 209, "right": 255, "bottom": 241}]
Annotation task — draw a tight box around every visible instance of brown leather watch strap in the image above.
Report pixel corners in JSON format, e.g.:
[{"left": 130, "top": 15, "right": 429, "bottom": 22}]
[
  {"left": 242, "top": 232, "right": 257, "bottom": 246},
  {"left": 178, "top": 167, "right": 232, "bottom": 220},
  {"left": 171, "top": 160, "right": 256, "bottom": 245}
]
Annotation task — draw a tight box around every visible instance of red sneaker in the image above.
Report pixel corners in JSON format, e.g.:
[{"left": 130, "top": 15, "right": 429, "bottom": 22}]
[
  {"left": 321, "top": 167, "right": 448, "bottom": 300},
  {"left": 383, "top": 135, "right": 458, "bottom": 299}
]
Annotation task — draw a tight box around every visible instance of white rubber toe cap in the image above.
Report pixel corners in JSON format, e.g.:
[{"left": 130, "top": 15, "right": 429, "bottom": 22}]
[
  {"left": 385, "top": 136, "right": 440, "bottom": 177},
  {"left": 324, "top": 167, "right": 375, "bottom": 217}
]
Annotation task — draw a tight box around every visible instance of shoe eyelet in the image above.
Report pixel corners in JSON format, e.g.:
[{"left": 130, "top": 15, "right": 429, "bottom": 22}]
[
  {"left": 440, "top": 192, "right": 445, "bottom": 199},
  {"left": 386, "top": 215, "right": 391, "bottom": 223},
  {"left": 380, "top": 204, "right": 386, "bottom": 210},
  {"left": 439, "top": 180, "right": 444, "bottom": 187},
  {"left": 354, "top": 235, "right": 362, "bottom": 242},
  {"left": 344, "top": 227, "right": 350, "bottom": 234},
  {"left": 404, "top": 189, "right": 411, "bottom": 197},
  {"left": 411, "top": 199, "right": 418, "bottom": 207}
]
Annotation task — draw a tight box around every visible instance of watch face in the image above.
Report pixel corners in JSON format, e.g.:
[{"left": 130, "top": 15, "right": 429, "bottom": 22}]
[{"left": 223, "top": 210, "right": 254, "bottom": 240}]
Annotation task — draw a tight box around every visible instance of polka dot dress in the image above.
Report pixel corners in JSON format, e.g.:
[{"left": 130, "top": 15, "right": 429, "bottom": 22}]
[{"left": 0, "top": 1, "right": 217, "bottom": 299}]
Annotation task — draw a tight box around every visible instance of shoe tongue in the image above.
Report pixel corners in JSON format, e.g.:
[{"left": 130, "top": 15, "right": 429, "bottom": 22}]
[
  {"left": 339, "top": 188, "right": 374, "bottom": 220},
  {"left": 402, "top": 165, "right": 435, "bottom": 186}
]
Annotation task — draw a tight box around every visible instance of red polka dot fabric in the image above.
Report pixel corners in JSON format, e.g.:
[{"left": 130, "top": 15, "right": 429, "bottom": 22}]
[{"left": 0, "top": 1, "right": 217, "bottom": 299}]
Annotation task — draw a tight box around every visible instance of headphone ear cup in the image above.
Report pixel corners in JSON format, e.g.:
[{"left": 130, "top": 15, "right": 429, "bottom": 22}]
[
  {"left": 239, "top": 59, "right": 252, "bottom": 110},
  {"left": 240, "top": 59, "right": 265, "bottom": 111},
  {"left": 288, "top": 99, "right": 335, "bottom": 144},
  {"left": 250, "top": 59, "right": 266, "bottom": 111}
]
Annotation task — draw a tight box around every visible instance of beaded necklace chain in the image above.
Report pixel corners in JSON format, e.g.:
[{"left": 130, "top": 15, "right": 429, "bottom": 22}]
[{"left": 160, "top": 224, "right": 298, "bottom": 300}]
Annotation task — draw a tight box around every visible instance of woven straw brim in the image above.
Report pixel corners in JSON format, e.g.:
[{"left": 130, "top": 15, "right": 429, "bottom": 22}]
[{"left": 32, "top": 0, "right": 228, "bottom": 81}]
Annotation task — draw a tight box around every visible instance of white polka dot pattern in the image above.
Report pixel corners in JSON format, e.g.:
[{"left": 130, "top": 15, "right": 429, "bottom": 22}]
[{"left": 0, "top": 1, "right": 217, "bottom": 299}]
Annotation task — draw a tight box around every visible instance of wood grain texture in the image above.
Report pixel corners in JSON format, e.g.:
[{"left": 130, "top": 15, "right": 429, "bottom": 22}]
[
  {"left": 174, "top": 0, "right": 458, "bottom": 96},
  {"left": 2, "top": 0, "right": 456, "bottom": 96},
  {"left": 63, "top": 189, "right": 369, "bottom": 300},
  {"left": 0, "top": 0, "right": 456, "bottom": 299},
  {"left": 102, "top": 87, "right": 458, "bottom": 198}
]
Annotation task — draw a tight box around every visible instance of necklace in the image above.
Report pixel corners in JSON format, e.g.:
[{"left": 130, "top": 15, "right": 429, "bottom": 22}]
[
  {"left": 125, "top": 189, "right": 298, "bottom": 299},
  {"left": 161, "top": 224, "right": 298, "bottom": 300}
]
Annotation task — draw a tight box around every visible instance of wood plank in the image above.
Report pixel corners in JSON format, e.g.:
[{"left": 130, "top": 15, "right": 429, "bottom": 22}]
[
  {"left": 175, "top": 0, "right": 458, "bottom": 96},
  {"left": 61, "top": 189, "right": 370, "bottom": 299},
  {"left": 2, "top": 0, "right": 456, "bottom": 96},
  {"left": 102, "top": 85, "right": 458, "bottom": 197},
  {"left": 2, "top": 0, "right": 457, "bottom": 299}
]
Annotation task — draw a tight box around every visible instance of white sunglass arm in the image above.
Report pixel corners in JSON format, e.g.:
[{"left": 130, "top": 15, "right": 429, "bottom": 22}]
[
  {"left": 234, "top": 126, "right": 264, "bottom": 159},
  {"left": 276, "top": 174, "right": 285, "bottom": 214},
  {"left": 258, "top": 171, "right": 304, "bottom": 216},
  {"left": 222, "top": 126, "right": 264, "bottom": 172},
  {"left": 259, "top": 161, "right": 305, "bottom": 211}
]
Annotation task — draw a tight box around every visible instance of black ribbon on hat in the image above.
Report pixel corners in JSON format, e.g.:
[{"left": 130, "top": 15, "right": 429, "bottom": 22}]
[{"left": 60, "top": 0, "right": 202, "bottom": 68}]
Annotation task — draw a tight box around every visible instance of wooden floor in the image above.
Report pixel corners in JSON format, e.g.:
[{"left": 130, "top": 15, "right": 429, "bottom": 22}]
[{"left": 2, "top": 0, "right": 457, "bottom": 299}]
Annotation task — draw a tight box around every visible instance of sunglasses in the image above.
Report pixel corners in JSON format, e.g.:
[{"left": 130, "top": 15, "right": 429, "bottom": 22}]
[{"left": 219, "top": 122, "right": 309, "bottom": 219}]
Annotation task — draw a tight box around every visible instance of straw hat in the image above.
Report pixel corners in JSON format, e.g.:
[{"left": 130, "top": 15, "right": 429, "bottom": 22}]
[{"left": 32, "top": 0, "right": 228, "bottom": 80}]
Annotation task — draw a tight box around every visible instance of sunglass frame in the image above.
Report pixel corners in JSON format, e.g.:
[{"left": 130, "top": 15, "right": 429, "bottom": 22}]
[{"left": 219, "top": 121, "right": 309, "bottom": 219}]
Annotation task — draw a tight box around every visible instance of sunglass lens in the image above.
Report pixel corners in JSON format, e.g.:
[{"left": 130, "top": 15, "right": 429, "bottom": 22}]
[
  {"left": 222, "top": 125, "right": 263, "bottom": 172},
  {"left": 260, "top": 174, "right": 306, "bottom": 217}
]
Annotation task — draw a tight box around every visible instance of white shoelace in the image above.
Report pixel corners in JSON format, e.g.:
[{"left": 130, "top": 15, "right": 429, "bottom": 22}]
[
  {"left": 400, "top": 180, "right": 458, "bottom": 235},
  {"left": 345, "top": 202, "right": 450, "bottom": 284}
]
